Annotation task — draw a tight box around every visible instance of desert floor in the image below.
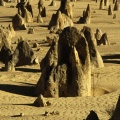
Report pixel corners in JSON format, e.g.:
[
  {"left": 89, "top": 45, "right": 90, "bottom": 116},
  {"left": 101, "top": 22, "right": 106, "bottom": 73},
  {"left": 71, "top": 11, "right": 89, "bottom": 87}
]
[{"left": 0, "top": 0, "right": 120, "bottom": 120}]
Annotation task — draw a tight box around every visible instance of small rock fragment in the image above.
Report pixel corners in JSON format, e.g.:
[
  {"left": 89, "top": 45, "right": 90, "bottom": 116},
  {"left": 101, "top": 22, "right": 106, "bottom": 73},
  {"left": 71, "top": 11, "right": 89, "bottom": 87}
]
[{"left": 34, "top": 94, "right": 47, "bottom": 107}]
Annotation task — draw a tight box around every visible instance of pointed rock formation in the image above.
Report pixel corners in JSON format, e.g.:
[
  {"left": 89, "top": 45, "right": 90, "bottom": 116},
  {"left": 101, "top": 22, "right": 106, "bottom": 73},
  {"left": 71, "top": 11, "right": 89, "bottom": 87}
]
[
  {"left": 110, "top": 96, "right": 120, "bottom": 120},
  {"left": 5, "top": 39, "right": 37, "bottom": 71},
  {"left": 108, "top": 5, "right": 113, "bottom": 15},
  {"left": 35, "top": 27, "right": 92, "bottom": 97},
  {"left": 8, "top": 24, "right": 16, "bottom": 38},
  {"left": 34, "top": 94, "right": 47, "bottom": 107},
  {"left": 37, "top": 14, "right": 43, "bottom": 23},
  {"left": 0, "top": 0, "right": 5, "bottom": 6},
  {"left": 35, "top": 26, "right": 104, "bottom": 97},
  {"left": 46, "top": 36, "right": 57, "bottom": 46},
  {"left": 81, "top": 26, "right": 104, "bottom": 69},
  {"left": 41, "top": 7, "right": 46, "bottom": 17},
  {"left": 23, "top": 7, "right": 33, "bottom": 23},
  {"left": 12, "top": 14, "right": 26, "bottom": 30},
  {"left": 26, "top": 1, "right": 33, "bottom": 18},
  {"left": 11, "top": 40, "right": 35, "bottom": 67},
  {"left": 0, "top": 24, "right": 15, "bottom": 40},
  {"left": 95, "top": 29, "right": 109, "bottom": 46},
  {"left": 0, "top": 33, "right": 12, "bottom": 66},
  {"left": 48, "top": 11, "right": 74, "bottom": 33},
  {"left": 69, "top": 46, "right": 91, "bottom": 96},
  {"left": 95, "top": 28, "right": 102, "bottom": 42},
  {"left": 49, "top": 0, "right": 56, "bottom": 6},
  {"left": 35, "top": 38, "right": 58, "bottom": 97},
  {"left": 38, "top": 0, "right": 46, "bottom": 17},
  {"left": 100, "top": 33, "right": 109, "bottom": 45},
  {"left": 0, "top": 32, "right": 11, "bottom": 50},
  {"left": 59, "top": 0, "right": 73, "bottom": 18},
  {"left": 77, "top": 4, "right": 91, "bottom": 24},
  {"left": 104, "top": 0, "right": 109, "bottom": 6},
  {"left": 0, "top": 24, "right": 16, "bottom": 70},
  {"left": 38, "top": 0, "right": 44, "bottom": 5},
  {"left": 99, "top": 0, "right": 104, "bottom": 9},
  {"left": 84, "top": 4, "right": 91, "bottom": 24},
  {"left": 16, "top": 0, "right": 33, "bottom": 20},
  {"left": 114, "top": 0, "right": 119, "bottom": 11},
  {"left": 113, "top": 0, "right": 116, "bottom": 4},
  {"left": 86, "top": 110, "right": 99, "bottom": 120}
]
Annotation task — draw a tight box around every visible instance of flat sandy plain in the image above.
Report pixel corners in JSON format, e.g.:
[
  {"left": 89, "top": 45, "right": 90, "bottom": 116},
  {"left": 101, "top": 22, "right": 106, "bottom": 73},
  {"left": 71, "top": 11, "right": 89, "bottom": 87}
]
[{"left": 0, "top": 0, "right": 120, "bottom": 119}]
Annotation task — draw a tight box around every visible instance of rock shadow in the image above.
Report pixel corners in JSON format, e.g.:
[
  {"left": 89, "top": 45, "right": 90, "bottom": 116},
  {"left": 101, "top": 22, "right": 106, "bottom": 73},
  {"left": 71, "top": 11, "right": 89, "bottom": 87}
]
[
  {"left": 102, "top": 54, "right": 120, "bottom": 64},
  {"left": 103, "top": 60, "right": 120, "bottom": 64},
  {"left": 102, "top": 54, "right": 120, "bottom": 59},
  {"left": 12, "top": 103, "right": 34, "bottom": 107},
  {"left": 0, "top": 16, "right": 13, "bottom": 18},
  {"left": 0, "top": 84, "right": 35, "bottom": 97},
  {"left": 15, "top": 68, "right": 41, "bottom": 73}
]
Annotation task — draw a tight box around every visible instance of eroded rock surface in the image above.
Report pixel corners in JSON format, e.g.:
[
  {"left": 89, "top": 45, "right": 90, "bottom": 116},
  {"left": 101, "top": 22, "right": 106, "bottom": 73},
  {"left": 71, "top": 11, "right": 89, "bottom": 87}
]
[
  {"left": 35, "top": 27, "right": 91, "bottom": 97},
  {"left": 48, "top": 11, "right": 74, "bottom": 33}
]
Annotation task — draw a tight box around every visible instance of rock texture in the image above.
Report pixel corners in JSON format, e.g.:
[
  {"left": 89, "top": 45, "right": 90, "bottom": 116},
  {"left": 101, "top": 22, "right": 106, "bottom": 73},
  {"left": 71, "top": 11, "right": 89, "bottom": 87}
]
[
  {"left": 113, "top": 0, "right": 116, "bottom": 4},
  {"left": 95, "top": 28, "right": 102, "bottom": 42},
  {"left": 95, "top": 28, "right": 109, "bottom": 46},
  {"left": 110, "top": 96, "right": 120, "bottom": 120},
  {"left": 12, "top": 14, "right": 26, "bottom": 30},
  {"left": 108, "top": 5, "right": 113, "bottom": 15},
  {"left": 59, "top": 0, "right": 73, "bottom": 18},
  {"left": 48, "top": 11, "right": 74, "bottom": 33},
  {"left": 0, "top": 24, "right": 15, "bottom": 39},
  {"left": 28, "top": 28, "right": 35, "bottom": 34},
  {"left": 113, "top": 14, "right": 116, "bottom": 19},
  {"left": 34, "top": 94, "right": 47, "bottom": 107},
  {"left": 11, "top": 40, "right": 35, "bottom": 67},
  {"left": 81, "top": 26, "right": 104, "bottom": 69},
  {"left": 0, "top": 0, "right": 5, "bottom": 6},
  {"left": 26, "top": 1, "right": 33, "bottom": 18},
  {"left": 49, "top": 0, "right": 56, "bottom": 6},
  {"left": 35, "top": 26, "right": 104, "bottom": 97},
  {"left": 104, "top": 0, "right": 109, "bottom": 6},
  {"left": 114, "top": 0, "right": 119, "bottom": 11},
  {"left": 16, "top": 0, "right": 33, "bottom": 21},
  {"left": 99, "top": 0, "right": 104, "bottom": 9},
  {"left": 100, "top": 33, "right": 109, "bottom": 45},
  {"left": 0, "top": 25, "right": 14, "bottom": 67},
  {"left": 0, "top": 34, "right": 12, "bottom": 66},
  {"left": 37, "top": 14, "right": 43, "bottom": 23},
  {"left": 7, "top": 24, "right": 16, "bottom": 38},
  {"left": 77, "top": 4, "right": 91, "bottom": 24},
  {"left": 38, "top": 0, "right": 46, "bottom": 17},
  {"left": 0, "top": 25, "right": 38, "bottom": 71},
  {"left": 23, "top": 7, "right": 33, "bottom": 23},
  {"left": 4, "top": 39, "right": 37, "bottom": 71}
]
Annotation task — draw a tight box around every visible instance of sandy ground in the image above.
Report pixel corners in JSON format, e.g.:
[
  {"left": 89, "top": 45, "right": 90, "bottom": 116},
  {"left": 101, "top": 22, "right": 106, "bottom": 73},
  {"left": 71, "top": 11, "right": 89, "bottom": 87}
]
[{"left": 0, "top": 0, "right": 120, "bottom": 119}]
